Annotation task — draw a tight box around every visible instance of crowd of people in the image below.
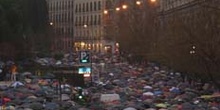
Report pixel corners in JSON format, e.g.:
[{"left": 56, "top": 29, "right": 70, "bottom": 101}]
[{"left": 0, "top": 53, "right": 219, "bottom": 110}]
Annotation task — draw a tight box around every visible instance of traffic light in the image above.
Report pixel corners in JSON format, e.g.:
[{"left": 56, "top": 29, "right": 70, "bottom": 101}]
[{"left": 79, "top": 51, "right": 90, "bottom": 63}]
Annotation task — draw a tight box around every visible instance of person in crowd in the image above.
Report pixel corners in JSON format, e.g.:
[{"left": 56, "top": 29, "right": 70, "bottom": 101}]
[
  {"left": 10, "top": 64, "right": 17, "bottom": 81},
  {"left": 0, "top": 65, "right": 5, "bottom": 81}
]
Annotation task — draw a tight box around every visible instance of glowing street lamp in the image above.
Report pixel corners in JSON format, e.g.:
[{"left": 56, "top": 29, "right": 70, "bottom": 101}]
[
  {"left": 50, "top": 22, "right": 53, "bottom": 26},
  {"left": 136, "top": 1, "right": 141, "bottom": 5},
  {"left": 104, "top": 10, "right": 108, "bottom": 14},
  {"left": 122, "top": 4, "right": 128, "bottom": 9},
  {"left": 83, "top": 24, "right": 88, "bottom": 28},
  {"left": 150, "top": 0, "right": 156, "bottom": 3},
  {"left": 115, "top": 7, "right": 120, "bottom": 11}
]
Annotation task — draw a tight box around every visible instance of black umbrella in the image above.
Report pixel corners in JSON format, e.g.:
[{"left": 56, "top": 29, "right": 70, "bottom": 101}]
[
  {"left": 42, "top": 73, "right": 55, "bottom": 79},
  {"left": 29, "top": 102, "right": 44, "bottom": 110},
  {"left": 44, "top": 102, "right": 60, "bottom": 110}
]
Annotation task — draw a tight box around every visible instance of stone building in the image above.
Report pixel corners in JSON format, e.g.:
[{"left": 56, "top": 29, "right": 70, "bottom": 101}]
[{"left": 47, "top": 0, "right": 75, "bottom": 52}]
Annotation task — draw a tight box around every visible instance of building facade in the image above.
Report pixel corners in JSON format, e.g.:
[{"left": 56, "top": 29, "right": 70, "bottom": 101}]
[
  {"left": 47, "top": 0, "right": 118, "bottom": 54},
  {"left": 47, "top": 0, "right": 75, "bottom": 53},
  {"left": 74, "top": 0, "right": 118, "bottom": 54},
  {"left": 158, "top": 0, "right": 220, "bottom": 32}
]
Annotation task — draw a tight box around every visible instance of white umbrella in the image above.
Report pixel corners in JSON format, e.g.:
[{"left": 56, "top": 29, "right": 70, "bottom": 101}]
[
  {"left": 10, "top": 81, "right": 24, "bottom": 88},
  {"left": 144, "top": 85, "right": 153, "bottom": 89},
  {"left": 143, "top": 92, "right": 154, "bottom": 96},
  {"left": 123, "top": 107, "right": 137, "bottom": 110},
  {"left": 27, "top": 95, "right": 37, "bottom": 99}
]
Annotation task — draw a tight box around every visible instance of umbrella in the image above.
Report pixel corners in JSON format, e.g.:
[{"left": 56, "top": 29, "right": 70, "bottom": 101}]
[
  {"left": 123, "top": 107, "right": 137, "bottom": 110},
  {"left": 10, "top": 81, "right": 24, "bottom": 88},
  {"left": 27, "top": 84, "right": 41, "bottom": 90},
  {"left": 27, "top": 95, "right": 37, "bottom": 99},
  {"left": 144, "top": 86, "right": 153, "bottom": 89},
  {"left": 28, "top": 102, "right": 44, "bottom": 110},
  {"left": 154, "top": 90, "right": 163, "bottom": 96},
  {"left": 61, "top": 94, "right": 70, "bottom": 101},
  {"left": 169, "top": 87, "right": 180, "bottom": 94},
  {"left": 181, "top": 102, "right": 194, "bottom": 110},
  {"left": 155, "top": 103, "right": 168, "bottom": 108},
  {"left": 42, "top": 73, "right": 55, "bottom": 79},
  {"left": 5, "top": 105, "right": 15, "bottom": 110},
  {"left": 44, "top": 102, "right": 60, "bottom": 110},
  {"left": 24, "top": 79, "right": 32, "bottom": 83},
  {"left": 145, "top": 109, "right": 156, "bottom": 110},
  {"left": 24, "top": 108, "right": 33, "bottom": 110},
  {"left": 143, "top": 92, "right": 154, "bottom": 96},
  {"left": 61, "top": 84, "right": 71, "bottom": 89},
  {"left": 0, "top": 85, "right": 8, "bottom": 90},
  {"left": 21, "top": 72, "right": 32, "bottom": 76}
]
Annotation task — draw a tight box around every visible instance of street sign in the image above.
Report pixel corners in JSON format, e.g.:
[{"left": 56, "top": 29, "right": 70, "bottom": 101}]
[{"left": 79, "top": 51, "right": 90, "bottom": 63}]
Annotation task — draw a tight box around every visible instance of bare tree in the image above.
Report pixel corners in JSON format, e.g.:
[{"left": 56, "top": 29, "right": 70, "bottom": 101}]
[
  {"left": 116, "top": 1, "right": 158, "bottom": 56},
  {"left": 155, "top": 0, "right": 220, "bottom": 87}
]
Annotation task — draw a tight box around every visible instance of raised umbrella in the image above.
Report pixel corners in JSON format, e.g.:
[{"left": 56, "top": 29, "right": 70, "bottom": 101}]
[{"left": 10, "top": 81, "right": 24, "bottom": 88}]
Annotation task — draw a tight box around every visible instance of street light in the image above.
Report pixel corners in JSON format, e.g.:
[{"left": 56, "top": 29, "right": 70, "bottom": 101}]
[
  {"left": 83, "top": 24, "right": 88, "bottom": 28},
  {"left": 49, "top": 22, "right": 53, "bottom": 26},
  {"left": 150, "top": 0, "right": 156, "bottom": 3},
  {"left": 104, "top": 10, "right": 108, "bottom": 14},
  {"left": 122, "top": 4, "right": 128, "bottom": 10},
  {"left": 115, "top": 7, "right": 120, "bottom": 11},
  {"left": 136, "top": 1, "right": 142, "bottom": 5}
]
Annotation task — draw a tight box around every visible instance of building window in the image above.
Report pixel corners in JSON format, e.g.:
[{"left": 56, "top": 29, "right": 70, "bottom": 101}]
[
  {"left": 90, "top": 2, "right": 93, "bottom": 11},
  {"left": 86, "top": 3, "right": 89, "bottom": 12},
  {"left": 75, "top": 4, "right": 78, "bottom": 12},
  {"left": 98, "top": 15, "right": 101, "bottom": 25},
  {"left": 72, "top": 12, "right": 74, "bottom": 22},
  {"left": 94, "top": 1, "right": 97, "bottom": 11},
  {"left": 75, "top": 17, "right": 78, "bottom": 26},
  {"left": 86, "top": 16, "right": 89, "bottom": 25},
  {"left": 79, "top": 3, "right": 81, "bottom": 12},
  {"left": 60, "top": 2, "right": 62, "bottom": 10},
  {"left": 69, "top": 12, "right": 71, "bottom": 22},
  {"left": 98, "top": 1, "right": 101, "bottom": 10},
  {"left": 63, "top": 1, "right": 65, "bottom": 10},
  {"left": 83, "top": 16, "right": 85, "bottom": 25},
  {"left": 83, "top": 3, "right": 85, "bottom": 12},
  {"left": 79, "top": 16, "right": 82, "bottom": 26},
  {"left": 94, "top": 15, "right": 97, "bottom": 25},
  {"left": 56, "top": 2, "right": 59, "bottom": 11},
  {"left": 90, "top": 15, "right": 93, "bottom": 25}
]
